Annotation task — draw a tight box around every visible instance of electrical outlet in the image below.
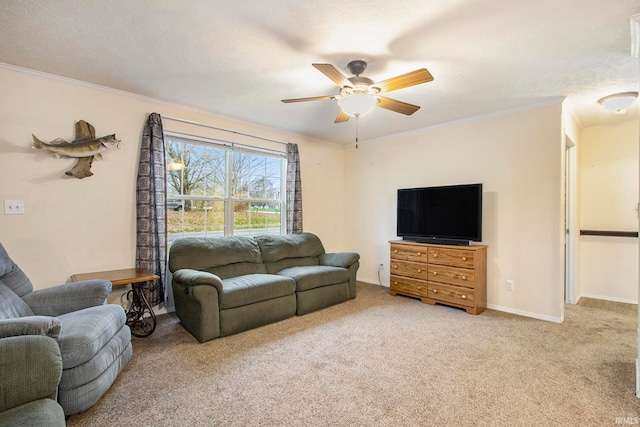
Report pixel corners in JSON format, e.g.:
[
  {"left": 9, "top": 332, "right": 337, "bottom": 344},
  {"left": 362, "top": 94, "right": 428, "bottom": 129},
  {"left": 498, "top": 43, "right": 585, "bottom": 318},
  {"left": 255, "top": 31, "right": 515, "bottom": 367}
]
[
  {"left": 506, "top": 280, "right": 515, "bottom": 292},
  {"left": 4, "top": 200, "right": 24, "bottom": 215}
]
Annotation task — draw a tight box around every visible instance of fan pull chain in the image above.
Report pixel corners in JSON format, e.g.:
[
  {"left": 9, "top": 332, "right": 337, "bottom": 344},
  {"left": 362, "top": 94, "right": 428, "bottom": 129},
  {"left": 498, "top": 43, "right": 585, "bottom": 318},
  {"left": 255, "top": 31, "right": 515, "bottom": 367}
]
[{"left": 355, "top": 114, "right": 359, "bottom": 149}]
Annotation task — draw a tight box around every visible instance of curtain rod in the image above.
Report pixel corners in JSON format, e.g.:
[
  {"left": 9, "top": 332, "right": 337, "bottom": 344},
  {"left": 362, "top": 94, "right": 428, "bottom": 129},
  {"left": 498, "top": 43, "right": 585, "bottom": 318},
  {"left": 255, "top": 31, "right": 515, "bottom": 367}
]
[
  {"left": 161, "top": 115, "right": 289, "bottom": 147},
  {"left": 164, "top": 130, "right": 286, "bottom": 156}
]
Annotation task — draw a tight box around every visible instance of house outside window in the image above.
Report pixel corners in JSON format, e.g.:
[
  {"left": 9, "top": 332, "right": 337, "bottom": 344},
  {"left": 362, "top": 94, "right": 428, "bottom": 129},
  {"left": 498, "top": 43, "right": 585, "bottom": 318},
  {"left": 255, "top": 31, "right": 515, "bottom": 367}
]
[{"left": 165, "top": 134, "right": 285, "bottom": 242}]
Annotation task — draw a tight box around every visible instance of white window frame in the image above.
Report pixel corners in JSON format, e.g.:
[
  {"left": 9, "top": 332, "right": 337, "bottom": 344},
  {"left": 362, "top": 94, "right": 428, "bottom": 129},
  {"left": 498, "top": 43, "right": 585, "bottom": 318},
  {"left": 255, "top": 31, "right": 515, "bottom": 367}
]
[{"left": 165, "top": 132, "right": 286, "bottom": 240}]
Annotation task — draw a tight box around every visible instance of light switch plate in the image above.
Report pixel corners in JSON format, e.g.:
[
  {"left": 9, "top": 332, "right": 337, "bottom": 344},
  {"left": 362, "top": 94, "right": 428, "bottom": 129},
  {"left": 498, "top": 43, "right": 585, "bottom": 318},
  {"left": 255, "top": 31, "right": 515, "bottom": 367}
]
[{"left": 4, "top": 200, "right": 24, "bottom": 215}]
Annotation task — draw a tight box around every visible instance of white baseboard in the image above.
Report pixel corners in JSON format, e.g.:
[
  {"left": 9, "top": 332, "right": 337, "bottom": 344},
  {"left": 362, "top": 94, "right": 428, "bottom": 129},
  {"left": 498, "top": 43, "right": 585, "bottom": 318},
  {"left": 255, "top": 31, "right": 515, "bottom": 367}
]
[
  {"left": 580, "top": 292, "right": 638, "bottom": 305},
  {"left": 358, "top": 277, "right": 389, "bottom": 287},
  {"left": 486, "top": 304, "right": 564, "bottom": 323}
]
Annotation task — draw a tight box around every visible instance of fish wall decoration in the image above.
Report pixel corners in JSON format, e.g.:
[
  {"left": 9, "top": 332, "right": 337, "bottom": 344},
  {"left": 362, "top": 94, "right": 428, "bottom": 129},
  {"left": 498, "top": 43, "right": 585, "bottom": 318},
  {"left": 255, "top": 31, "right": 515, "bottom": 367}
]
[{"left": 32, "top": 120, "right": 120, "bottom": 179}]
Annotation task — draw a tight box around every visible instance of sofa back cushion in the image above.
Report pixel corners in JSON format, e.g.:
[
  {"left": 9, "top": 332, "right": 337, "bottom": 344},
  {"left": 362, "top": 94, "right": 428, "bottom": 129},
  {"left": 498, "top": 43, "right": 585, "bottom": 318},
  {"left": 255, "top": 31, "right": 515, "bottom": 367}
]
[
  {"left": 169, "top": 236, "right": 266, "bottom": 279},
  {"left": 254, "top": 233, "right": 325, "bottom": 274}
]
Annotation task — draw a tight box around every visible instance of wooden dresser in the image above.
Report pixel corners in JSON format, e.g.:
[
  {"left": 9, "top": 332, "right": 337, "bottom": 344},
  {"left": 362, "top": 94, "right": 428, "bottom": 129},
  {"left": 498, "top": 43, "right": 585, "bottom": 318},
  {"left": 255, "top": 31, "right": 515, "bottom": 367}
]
[{"left": 389, "top": 240, "right": 487, "bottom": 315}]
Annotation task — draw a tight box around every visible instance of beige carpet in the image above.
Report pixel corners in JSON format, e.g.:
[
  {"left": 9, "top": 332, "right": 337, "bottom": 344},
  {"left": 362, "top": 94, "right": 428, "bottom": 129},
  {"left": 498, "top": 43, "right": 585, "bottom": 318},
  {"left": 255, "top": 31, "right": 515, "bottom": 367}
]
[{"left": 67, "top": 282, "right": 640, "bottom": 426}]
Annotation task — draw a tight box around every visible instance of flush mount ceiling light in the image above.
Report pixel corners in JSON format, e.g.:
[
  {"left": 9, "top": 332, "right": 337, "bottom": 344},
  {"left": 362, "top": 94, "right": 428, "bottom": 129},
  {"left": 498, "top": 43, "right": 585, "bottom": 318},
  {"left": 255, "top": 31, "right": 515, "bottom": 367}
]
[{"left": 597, "top": 91, "right": 638, "bottom": 114}]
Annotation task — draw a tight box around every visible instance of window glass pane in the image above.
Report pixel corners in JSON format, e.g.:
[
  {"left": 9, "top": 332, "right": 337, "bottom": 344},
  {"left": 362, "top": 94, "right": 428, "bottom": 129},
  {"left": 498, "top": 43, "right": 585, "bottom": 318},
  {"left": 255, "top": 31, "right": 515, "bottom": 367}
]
[
  {"left": 233, "top": 202, "right": 282, "bottom": 237},
  {"left": 166, "top": 139, "right": 226, "bottom": 197},
  {"left": 168, "top": 200, "right": 225, "bottom": 242}
]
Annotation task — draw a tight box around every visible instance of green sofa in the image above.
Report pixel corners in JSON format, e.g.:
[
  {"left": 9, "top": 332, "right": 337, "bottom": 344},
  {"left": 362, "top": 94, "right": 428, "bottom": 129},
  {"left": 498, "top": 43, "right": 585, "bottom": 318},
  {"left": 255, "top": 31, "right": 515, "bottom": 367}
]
[{"left": 169, "top": 233, "right": 360, "bottom": 343}]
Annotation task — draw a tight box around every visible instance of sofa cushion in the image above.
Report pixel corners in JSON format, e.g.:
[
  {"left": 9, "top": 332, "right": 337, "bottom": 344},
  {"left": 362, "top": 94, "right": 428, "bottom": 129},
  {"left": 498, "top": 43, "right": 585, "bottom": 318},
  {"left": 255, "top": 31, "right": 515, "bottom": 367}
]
[
  {"left": 56, "top": 305, "right": 127, "bottom": 369},
  {"left": 169, "top": 236, "right": 265, "bottom": 278},
  {"left": 254, "top": 233, "right": 325, "bottom": 263},
  {"left": 0, "top": 281, "right": 34, "bottom": 319},
  {"left": 219, "top": 274, "right": 296, "bottom": 310},
  {"left": 276, "top": 265, "right": 350, "bottom": 292}
]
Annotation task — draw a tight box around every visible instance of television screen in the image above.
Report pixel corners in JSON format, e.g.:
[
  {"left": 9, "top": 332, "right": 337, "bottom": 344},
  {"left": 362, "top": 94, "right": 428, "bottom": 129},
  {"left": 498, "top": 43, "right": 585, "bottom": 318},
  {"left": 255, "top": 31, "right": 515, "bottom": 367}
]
[{"left": 397, "top": 184, "right": 482, "bottom": 244}]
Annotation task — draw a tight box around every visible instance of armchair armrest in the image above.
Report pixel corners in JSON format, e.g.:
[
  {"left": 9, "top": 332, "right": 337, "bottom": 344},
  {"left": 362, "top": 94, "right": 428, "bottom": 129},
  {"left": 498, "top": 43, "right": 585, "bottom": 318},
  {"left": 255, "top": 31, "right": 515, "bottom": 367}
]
[
  {"left": 0, "top": 316, "right": 61, "bottom": 339},
  {"left": 22, "top": 280, "right": 112, "bottom": 316},
  {"left": 0, "top": 335, "right": 63, "bottom": 412},
  {"left": 319, "top": 252, "right": 360, "bottom": 269},
  {"left": 172, "top": 269, "right": 223, "bottom": 293}
]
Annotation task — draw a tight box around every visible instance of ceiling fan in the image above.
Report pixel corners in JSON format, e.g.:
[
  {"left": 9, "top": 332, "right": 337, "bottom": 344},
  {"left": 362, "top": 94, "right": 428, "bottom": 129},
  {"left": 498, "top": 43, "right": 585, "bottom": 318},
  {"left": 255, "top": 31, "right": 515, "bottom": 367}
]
[{"left": 281, "top": 60, "right": 434, "bottom": 123}]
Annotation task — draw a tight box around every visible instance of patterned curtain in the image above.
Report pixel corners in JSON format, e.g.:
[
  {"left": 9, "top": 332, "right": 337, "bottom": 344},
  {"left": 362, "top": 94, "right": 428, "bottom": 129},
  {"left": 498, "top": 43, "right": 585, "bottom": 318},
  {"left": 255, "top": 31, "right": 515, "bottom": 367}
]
[
  {"left": 136, "top": 113, "right": 167, "bottom": 306},
  {"left": 286, "top": 143, "right": 303, "bottom": 234}
]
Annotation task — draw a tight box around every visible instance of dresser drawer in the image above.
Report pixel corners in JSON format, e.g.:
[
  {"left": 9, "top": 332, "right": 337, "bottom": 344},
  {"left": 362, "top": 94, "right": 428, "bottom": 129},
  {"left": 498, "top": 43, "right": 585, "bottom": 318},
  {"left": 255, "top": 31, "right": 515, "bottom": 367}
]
[
  {"left": 427, "top": 247, "right": 475, "bottom": 268},
  {"left": 428, "top": 264, "right": 475, "bottom": 288},
  {"left": 390, "top": 275, "right": 429, "bottom": 298},
  {"left": 390, "top": 260, "right": 429, "bottom": 280},
  {"left": 390, "top": 244, "right": 428, "bottom": 263},
  {"left": 428, "top": 282, "right": 475, "bottom": 308}
]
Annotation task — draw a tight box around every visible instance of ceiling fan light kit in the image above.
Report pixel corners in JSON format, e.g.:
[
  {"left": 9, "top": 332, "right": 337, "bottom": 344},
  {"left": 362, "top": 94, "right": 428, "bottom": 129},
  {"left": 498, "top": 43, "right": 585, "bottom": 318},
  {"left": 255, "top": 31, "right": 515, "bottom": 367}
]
[
  {"left": 338, "top": 93, "right": 378, "bottom": 116},
  {"left": 597, "top": 91, "right": 638, "bottom": 114}
]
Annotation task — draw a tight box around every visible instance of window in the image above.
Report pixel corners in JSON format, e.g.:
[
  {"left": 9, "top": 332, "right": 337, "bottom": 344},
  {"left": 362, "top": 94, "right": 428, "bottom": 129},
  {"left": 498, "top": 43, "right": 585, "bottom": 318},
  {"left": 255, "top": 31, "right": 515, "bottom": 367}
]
[{"left": 165, "top": 134, "right": 285, "bottom": 242}]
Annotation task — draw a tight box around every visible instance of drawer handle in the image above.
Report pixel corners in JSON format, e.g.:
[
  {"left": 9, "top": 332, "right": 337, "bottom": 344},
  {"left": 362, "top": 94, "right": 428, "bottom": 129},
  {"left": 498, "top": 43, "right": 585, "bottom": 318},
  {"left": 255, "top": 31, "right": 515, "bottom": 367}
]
[
  {"left": 462, "top": 275, "right": 467, "bottom": 280},
  {"left": 393, "top": 265, "right": 398, "bottom": 269},
  {"left": 432, "top": 271, "right": 438, "bottom": 276},
  {"left": 432, "top": 289, "right": 437, "bottom": 293},
  {"left": 394, "top": 249, "right": 398, "bottom": 253},
  {"left": 417, "top": 252, "right": 421, "bottom": 256},
  {"left": 461, "top": 294, "right": 467, "bottom": 299},
  {"left": 393, "top": 281, "right": 397, "bottom": 285},
  {"left": 462, "top": 256, "right": 467, "bottom": 261},
  {"left": 417, "top": 269, "right": 422, "bottom": 273},
  {"left": 417, "top": 286, "right": 423, "bottom": 290},
  {"left": 433, "top": 253, "right": 438, "bottom": 258}
]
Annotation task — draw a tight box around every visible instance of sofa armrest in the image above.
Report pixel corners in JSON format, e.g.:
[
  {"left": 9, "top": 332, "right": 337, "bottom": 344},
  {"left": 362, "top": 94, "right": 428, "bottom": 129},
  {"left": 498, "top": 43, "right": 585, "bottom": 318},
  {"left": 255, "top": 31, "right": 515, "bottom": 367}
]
[
  {"left": 0, "top": 316, "right": 62, "bottom": 339},
  {"left": 0, "top": 335, "right": 63, "bottom": 412},
  {"left": 172, "top": 269, "right": 223, "bottom": 293},
  {"left": 22, "top": 280, "right": 112, "bottom": 316},
  {"left": 319, "top": 252, "right": 360, "bottom": 269}
]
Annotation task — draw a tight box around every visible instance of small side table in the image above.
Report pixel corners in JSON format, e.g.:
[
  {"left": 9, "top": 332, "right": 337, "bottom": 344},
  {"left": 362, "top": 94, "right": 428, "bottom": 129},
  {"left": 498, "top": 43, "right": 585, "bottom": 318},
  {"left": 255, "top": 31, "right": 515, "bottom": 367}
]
[{"left": 71, "top": 267, "right": 160, "bottom": 338}]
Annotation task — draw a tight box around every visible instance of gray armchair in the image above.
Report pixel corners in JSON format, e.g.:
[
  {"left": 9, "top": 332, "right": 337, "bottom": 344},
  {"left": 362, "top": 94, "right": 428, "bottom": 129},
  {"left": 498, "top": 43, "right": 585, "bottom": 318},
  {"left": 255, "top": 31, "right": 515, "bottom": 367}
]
[
  {"left": 0, "top": 242, "right": 132, "bottom": 416},
  {"left": 0, "top": 335, "right": 65, "bottom": 427}
]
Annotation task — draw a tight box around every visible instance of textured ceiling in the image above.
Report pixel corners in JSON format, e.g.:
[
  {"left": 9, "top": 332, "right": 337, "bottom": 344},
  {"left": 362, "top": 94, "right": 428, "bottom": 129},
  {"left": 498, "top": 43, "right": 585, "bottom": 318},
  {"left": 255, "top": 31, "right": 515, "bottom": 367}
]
[{"left": 0, "top": 0, "right": 638, "bottom": 144}]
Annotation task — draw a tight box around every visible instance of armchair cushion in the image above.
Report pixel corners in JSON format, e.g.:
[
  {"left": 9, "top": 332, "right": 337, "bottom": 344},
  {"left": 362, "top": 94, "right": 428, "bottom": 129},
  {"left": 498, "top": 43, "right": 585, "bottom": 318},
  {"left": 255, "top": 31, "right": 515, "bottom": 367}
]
[
  {"left": 0, "top": 247, "right": 33, "bottom": 298},
  {"left": 56, "top": 304, "right": 127, "bottom": 369},
  {"left": 22, "top": 280, "right": 112, "bottom": 317},
  {"left": 0, "top": 281, "right": 34, "bottom": 319},
  {"left": 0, "top": 335, "right": 62, "bottom": 412},
  {"left": 0, "top": 316, "right": 61, "bottom": 339}
]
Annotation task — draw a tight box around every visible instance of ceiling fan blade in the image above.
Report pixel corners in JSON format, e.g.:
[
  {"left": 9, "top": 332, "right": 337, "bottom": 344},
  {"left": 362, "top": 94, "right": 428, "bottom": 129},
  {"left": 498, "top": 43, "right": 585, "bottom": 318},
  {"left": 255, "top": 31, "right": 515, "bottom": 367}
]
[
  {"left": 376, "top": 96, "right": 421, "bottom": 115},
  {"left": 373, "top": 68, "right": 434, "bottom": 93},
  {"left": 312, "top": 63, "right": 351, "bottom": 87},
  {"left": 334, "top": 110, "right": 351, "bottom": 123},
  {"left": 281, "top": 95, "right": 334, "bottom": 103}
]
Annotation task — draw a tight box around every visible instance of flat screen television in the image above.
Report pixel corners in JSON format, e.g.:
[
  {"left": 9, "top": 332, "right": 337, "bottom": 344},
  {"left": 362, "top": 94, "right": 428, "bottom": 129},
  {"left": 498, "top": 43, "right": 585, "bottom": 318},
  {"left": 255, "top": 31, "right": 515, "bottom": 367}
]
[{"left": 397, "top": 183, "right": 482, "bottom": 245}]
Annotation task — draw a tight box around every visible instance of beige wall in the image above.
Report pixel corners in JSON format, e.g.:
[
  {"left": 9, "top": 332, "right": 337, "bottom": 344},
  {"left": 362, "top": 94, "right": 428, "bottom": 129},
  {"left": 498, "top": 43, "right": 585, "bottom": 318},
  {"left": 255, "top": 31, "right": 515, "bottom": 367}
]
[
  {"left": 1, "top": 64, "right": 573, "bottom": 321},
  {"left": 0, "top": 66, "right": 346, "bottom": 303},
  {"left": 579, "top": 120, "right": 639, "bottom": 303},
  {"left": 344, "top": 103, "right": 565, "bottom": 321}
]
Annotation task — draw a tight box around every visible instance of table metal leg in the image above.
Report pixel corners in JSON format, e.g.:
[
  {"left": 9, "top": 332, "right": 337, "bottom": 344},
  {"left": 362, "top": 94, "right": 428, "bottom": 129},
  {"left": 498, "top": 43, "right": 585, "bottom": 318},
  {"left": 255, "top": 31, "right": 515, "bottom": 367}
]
[{"left": 125, "top": 281, "right": 157, "bottom": 337}]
